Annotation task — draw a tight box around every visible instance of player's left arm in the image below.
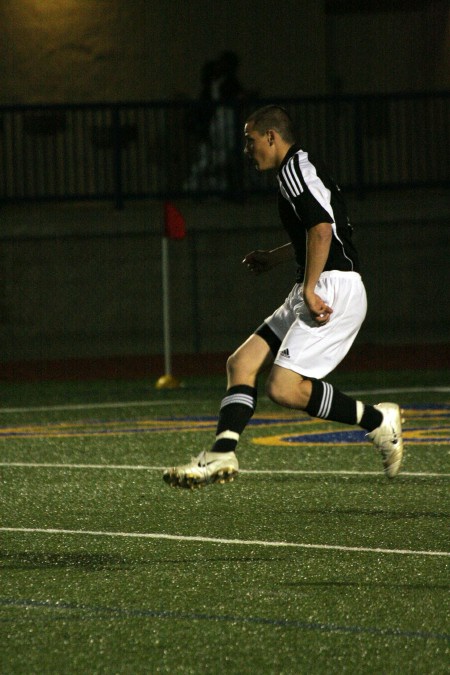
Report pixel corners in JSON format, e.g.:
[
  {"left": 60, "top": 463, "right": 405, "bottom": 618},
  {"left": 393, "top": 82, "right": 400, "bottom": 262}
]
[{"left": 303, "top": 221, "right": 333, "bottom": 325}]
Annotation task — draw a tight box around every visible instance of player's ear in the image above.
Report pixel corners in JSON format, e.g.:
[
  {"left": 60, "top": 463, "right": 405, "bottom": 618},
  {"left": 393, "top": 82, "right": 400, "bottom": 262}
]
[{"left": 267, "top": 129, "right": 275, "bottom": 146}]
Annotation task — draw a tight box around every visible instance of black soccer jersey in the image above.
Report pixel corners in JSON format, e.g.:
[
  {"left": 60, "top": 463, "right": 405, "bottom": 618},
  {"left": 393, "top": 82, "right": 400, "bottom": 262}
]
[{"left": 277, "top": 144, "right": 360, "bottom": 281}]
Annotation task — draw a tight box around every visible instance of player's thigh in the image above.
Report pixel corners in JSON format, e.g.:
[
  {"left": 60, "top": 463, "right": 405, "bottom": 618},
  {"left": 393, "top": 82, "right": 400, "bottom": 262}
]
[{"left": 227, "top": 333, "right": 274, "bottom": 383}]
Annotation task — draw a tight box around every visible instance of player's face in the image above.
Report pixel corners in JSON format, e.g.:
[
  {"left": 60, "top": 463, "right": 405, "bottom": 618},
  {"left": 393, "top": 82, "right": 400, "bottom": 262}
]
[{"left": 244, "top": 122, "right": 276, "bottom": 171}]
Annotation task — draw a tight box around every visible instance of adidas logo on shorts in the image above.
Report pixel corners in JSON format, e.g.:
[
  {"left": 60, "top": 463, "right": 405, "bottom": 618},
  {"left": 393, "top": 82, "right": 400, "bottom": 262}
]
[{"left": 279, "top": 348, "right": 290, "bottom": 359}]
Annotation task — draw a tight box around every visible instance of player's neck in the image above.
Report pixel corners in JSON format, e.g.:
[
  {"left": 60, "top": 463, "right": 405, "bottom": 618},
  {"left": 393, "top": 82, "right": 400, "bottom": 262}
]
[{"left": 274, "top": 142, "right": 294, "bottom": 169}]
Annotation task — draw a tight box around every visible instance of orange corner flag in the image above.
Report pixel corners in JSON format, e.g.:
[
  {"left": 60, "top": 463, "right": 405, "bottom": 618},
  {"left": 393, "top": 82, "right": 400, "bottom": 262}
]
[{"left": 164, "top": 202, "right": 186, "bottom": 240}]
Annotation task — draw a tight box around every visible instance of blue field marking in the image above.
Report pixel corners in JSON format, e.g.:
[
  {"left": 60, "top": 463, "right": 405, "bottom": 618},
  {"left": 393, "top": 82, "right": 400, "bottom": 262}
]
[
  {"left": 1, "top": 598, "right": 448, "bottom": 642},
  {"left": 285, "top": 429, "right": 367, "bottom": 444},
  {"left": 254, "top": 426, "right": 450, "bottom": 446}
]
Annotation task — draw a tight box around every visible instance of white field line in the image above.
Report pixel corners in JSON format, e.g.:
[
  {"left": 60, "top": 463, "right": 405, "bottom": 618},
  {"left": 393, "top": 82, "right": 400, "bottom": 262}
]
[
  {"left": 0, "top": 386, "right": 448, "bottom": 415},
  {"left": 0, "top": 462, "right": 448, "bottom": 478},
  {"left": 0, "top": 400, "right": 188, "bottom": 414},
  {"left": 1, "top": 526, "right": 448, "bottom": 558}
]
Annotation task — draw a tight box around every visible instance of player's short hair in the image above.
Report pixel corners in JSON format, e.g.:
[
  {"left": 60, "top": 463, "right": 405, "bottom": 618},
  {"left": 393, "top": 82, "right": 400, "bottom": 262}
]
[{"left": 246, "top": 105, "right": 296, "bottom": 144}]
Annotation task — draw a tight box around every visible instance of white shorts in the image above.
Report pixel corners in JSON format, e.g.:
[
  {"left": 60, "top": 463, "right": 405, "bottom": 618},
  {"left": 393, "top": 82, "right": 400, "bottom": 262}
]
[{"left": 264, "top": 271, "right": 367, "bottom": 379}]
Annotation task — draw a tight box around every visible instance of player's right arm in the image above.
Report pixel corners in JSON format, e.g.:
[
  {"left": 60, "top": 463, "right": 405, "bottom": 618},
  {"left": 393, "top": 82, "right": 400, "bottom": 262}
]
[{"left": 242, "top": 242, "right": 294, "bottom": 275}]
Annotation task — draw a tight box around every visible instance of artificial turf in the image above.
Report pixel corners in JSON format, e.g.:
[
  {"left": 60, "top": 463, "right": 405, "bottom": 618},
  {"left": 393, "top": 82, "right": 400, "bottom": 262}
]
[{"left": 1, "top": 370, "right": 449, "bottom": 673}]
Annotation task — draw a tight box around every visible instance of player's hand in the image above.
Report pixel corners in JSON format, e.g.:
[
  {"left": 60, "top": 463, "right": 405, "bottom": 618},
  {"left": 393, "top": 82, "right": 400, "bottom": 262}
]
[
  {"left": 304, "top": 291, "right": 333, "bottom": 325},
  {"left": 242, "top": 250, "right": 273, "bottom": 275}
]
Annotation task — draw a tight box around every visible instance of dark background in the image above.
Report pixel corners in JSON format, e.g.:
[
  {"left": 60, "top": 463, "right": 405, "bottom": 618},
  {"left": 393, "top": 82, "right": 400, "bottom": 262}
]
[{"left": 1, "top": 1, "right": 449, "bottom": 373}]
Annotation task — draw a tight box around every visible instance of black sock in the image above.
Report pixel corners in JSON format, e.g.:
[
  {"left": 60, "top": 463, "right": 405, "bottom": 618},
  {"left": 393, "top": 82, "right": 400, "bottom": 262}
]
[
  {"left": 211, "top": 384, "right": 257, "bottom": 453},
  {"left": 359, "top": 405, "right": 383, "bottom": 432},
  {"left": 306, "top": 380, "right": 357, "bottom": 424},
  {"left": 305, "top": 379, "right": 383, "bottom": 430}
]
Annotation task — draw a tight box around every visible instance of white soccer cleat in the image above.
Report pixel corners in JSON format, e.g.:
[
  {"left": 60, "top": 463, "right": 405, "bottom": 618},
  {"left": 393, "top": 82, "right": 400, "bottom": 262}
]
[
  {"left": 163, "top": 450, "right": 239, "bottom": 489},
  {"left": 367, "top": 402, "right": 404, "bottom": 478}
]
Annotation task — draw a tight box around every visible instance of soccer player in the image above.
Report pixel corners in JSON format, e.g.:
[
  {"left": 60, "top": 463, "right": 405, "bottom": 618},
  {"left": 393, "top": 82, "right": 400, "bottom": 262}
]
[{"left": 164, "top": 104, "right": 403, "bottom": 489}]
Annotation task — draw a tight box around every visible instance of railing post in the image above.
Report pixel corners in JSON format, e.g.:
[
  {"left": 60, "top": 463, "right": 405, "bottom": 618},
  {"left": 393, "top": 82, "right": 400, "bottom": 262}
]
[
  {"left": 189, "top": 231, "right": 201, "bottom": 353},
  {"left": 112, "top": 105, "right": 124, "bottom": 209}
]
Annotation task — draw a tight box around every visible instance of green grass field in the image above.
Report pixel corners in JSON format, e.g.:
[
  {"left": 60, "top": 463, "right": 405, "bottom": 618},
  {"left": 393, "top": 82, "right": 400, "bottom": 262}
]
[{"left": 1, "top": 369, "right": 449, "bottom": 674}]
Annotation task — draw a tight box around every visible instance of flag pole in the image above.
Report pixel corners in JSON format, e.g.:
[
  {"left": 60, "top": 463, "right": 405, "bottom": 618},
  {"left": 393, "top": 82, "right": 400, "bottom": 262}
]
[
  {"left": 155, "top": 203, "right": 184, "bottom": 389},
  {"left": 161, "top": 235, "right": 172, "bottom": 376}
]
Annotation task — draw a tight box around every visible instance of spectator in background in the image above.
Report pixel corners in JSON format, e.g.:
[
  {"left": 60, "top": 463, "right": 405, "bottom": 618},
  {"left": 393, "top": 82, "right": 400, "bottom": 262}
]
[{"left": 184, "top": 51, "right": 245, "bottom": 193}]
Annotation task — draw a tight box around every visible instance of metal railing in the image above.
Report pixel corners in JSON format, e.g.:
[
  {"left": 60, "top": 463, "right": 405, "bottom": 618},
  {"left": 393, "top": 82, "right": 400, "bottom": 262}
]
[{"left": 1, "top": 91, "right": 449, "bottom": 207}]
